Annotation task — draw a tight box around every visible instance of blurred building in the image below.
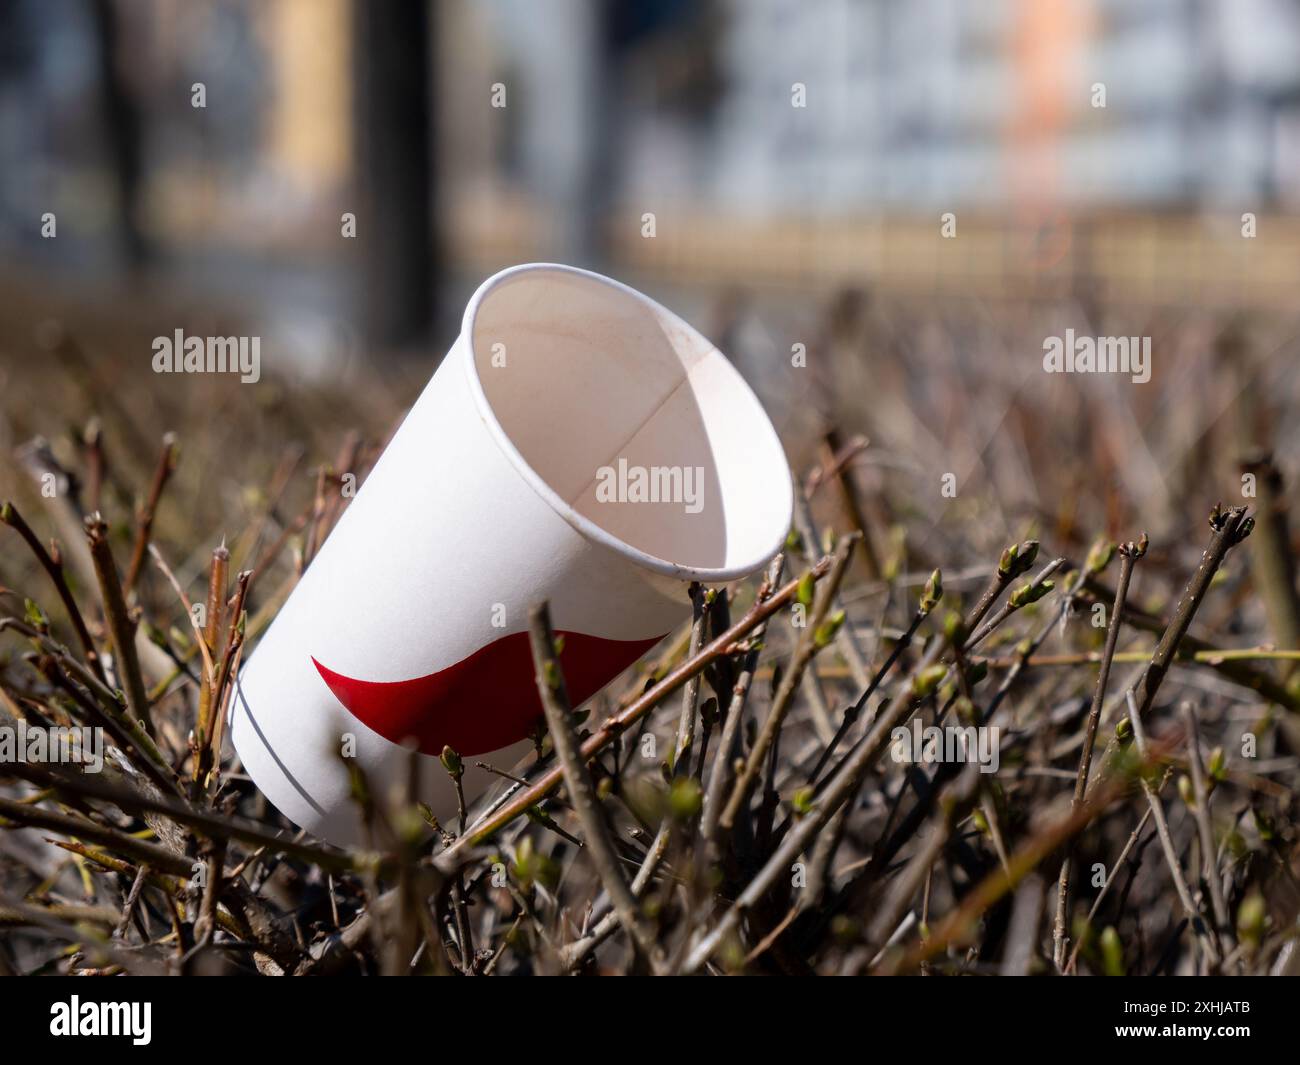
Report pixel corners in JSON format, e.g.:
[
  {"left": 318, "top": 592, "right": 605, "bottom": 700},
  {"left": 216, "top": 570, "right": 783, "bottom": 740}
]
[
  {"left": 688, "top": 0, "right": 1300, "bottom": 213},
  {"left": 4, "top": 0, "right": 1300, "bottom": 348}
]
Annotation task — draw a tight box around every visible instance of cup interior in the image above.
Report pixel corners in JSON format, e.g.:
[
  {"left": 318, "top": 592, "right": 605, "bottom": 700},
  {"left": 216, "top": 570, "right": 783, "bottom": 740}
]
[{"left": 466, "top": 265, "right": 792, "bottom": 580}]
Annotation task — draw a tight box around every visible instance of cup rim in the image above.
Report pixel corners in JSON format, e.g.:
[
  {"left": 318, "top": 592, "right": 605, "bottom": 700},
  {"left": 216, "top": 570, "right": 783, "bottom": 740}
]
[{"left": 460, "top": 262, "right": 793, "bottom": 583}]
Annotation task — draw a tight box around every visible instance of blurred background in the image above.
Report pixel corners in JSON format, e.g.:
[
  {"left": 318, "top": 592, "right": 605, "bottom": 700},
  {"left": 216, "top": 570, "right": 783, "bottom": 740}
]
[
  {"left": 1, "top": 0, "right": 1298, "bottom": 606},
  {"left": 5, "top": 2, "right": 1300, "bottom": 979}
]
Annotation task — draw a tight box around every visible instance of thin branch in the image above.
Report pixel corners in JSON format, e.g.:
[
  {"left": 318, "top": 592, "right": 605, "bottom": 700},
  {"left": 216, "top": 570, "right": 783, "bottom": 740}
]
[
  {"left": 527, "top": 601, "right": 665, "bottom": 971},
  {"left": 1088, "top": 505, "right": 1254, "bottom": 796},
  {"left": 672, "top": 583, "right": 709, "bottom": 778},
  {"left": 682, "top": 627, "right": 952, "bottom": 973},
  {"left": 456, "top": 553, "right": 838, "bottom": 851},
  {"left": 1125, "top": 690, "right": 1219, "bottom": 969},
  {"left": 1181, "top": 700, "right": 1232, "bottom": 948},
  {"left": 85, "top": 514, "right": 152, "bottom": 731},
  {"left": 1065, "top": 770, "right": 1169, "bottom": 975},
  {"left": 0, "top": 758, "right": 388, "bottom": 878},
  {"left": 720, "top": 533, "right": 858, "bottom": 831},
  {"left": 1054, "top": 533, "right": 1145, "bottom": 968},
  {"left": 878, "top": 775, "right": 1132, "bottom": 974},
  {"left": 700, "top": 554, "right": 784, "bottom": 848},
  {"left": 0, "top": 500, "right": 105, "bottom": 683},
  {"left": 123, "top": 433, "right": 178, "bottom": 594}
]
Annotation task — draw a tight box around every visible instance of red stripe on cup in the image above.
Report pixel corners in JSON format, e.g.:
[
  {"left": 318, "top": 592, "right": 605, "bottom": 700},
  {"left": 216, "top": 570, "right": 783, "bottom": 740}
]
[{"left": 312, "top": 630, "right": 665, "bottom": 757}]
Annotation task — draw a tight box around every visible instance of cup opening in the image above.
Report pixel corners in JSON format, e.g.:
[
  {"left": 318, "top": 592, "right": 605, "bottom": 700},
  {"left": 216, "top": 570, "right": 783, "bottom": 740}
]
[{"left": 463, "top": 264, "right": 793, "bottom": 581}]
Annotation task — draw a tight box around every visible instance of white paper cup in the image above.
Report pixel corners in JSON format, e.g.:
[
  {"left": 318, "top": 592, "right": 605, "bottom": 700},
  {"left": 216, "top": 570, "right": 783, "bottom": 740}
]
[{"left": 230, "top": 263, "right": 793, "bottom": 846}]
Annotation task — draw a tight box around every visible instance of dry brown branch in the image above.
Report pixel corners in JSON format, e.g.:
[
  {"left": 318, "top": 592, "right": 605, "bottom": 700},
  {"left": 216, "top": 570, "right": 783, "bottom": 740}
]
[
  {"left": 528, "top": 601, "right": 666, "bottom": 971},
  {"left": 1053, "top": 533, "right": 1145, "bottom": 968},
  {"left": 122, "top": 433, "right": 177, "bottom": 594},
  {"left": 456, "top": 553, "right": 839, "bottom": 851},
  {"left": 0, "top": 500, "right": 105, "bottom": 683},
  {"left": 85, "top": 513, "right": 153, "bottom": 731}
]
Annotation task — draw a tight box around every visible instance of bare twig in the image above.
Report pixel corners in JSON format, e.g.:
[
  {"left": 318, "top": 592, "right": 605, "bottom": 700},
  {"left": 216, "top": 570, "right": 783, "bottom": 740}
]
[
  {"left": 1088, "top": 505, "right": 1254, "bottom": 795},
  {"left": 1065, "top": 770, "right": 1170, "bottom": 975},
  {"left": 672, "top": 583, "right": 709, "bottom": 778},
  {"left": 1181, "top": 701, "right": 1231, "bottom": 946},
  {"left": 682, "top": 627, "right": 951, "bottom": 973},
  {"left": 123, "top": 433, "right": 178, "bottom": 594},
  {"left": 1125, "top": 691, "right": 1220, "bottom": 969},
  {"left": 720, "top": 534, "right": 857, "bottom": 830},
  {"left": 457, "top": 554, "right": 838, "bottom": 851},
  {"left": 85, "top": 514, "right": 152, "bottom": 731},
  {"left": 1, "top": 501, "right": 104, "bottom": 683},
  {"left": 1054, "top": 533, "right": 1145, "bottom": 968},
  {"left": 527, "top": 601, "right": 665, "bottom": 971},
  {"left": 700, "top": 555, "right": 784, "bottom": 848}
]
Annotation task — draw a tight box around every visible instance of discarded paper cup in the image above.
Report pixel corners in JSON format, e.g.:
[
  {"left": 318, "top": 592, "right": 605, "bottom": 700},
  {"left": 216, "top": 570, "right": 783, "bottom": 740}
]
[{"left": 231, "top": 263, "right": 794, "bottom": 845}]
